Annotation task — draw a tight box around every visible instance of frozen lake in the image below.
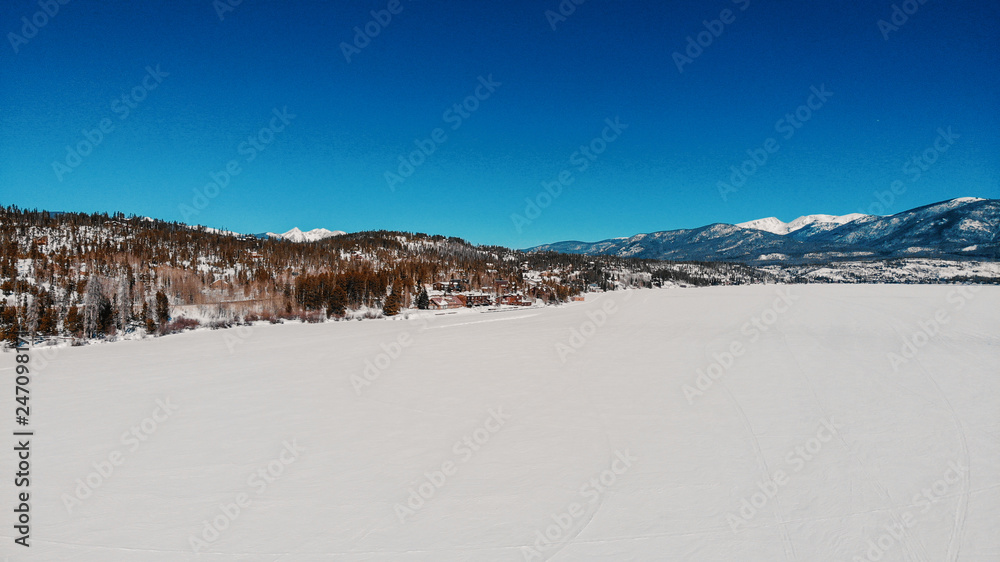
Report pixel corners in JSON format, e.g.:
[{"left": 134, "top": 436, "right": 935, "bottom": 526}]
[{"left": 8, "top": 284, "right": 999, "bottom": 561}]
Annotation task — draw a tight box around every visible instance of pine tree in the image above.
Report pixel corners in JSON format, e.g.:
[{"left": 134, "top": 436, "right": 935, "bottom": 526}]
[
  {"left": 416, "top": 288, "right": 430, "bottom": 310},
  {"left": 155, "top": 290, "right": 170, "bottom": 325},
  {"left": 141, "top": 301, "right": 156, "bottom": 333},
  {"left": 3, "top": 311, "right": 21, "bottom": 348},
  {"left": 65, "top": 306, "right": 83, "bottom": 336},
  {"left": 98, "top": 297, "right": 114, "bottom": 335},
  {"left": 382, "top": 288, "right": 401, "bottom": 316},
  {"left": 328, "top": 285, "right": 348, "bottom": 318},
  {"left": 38, "top": 305, "right": 57, "bottom": 336}
]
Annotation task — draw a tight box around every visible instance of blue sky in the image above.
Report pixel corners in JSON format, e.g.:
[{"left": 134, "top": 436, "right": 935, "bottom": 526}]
[{"left": 1, "top": 0, "right": 997, "bottom": 248}]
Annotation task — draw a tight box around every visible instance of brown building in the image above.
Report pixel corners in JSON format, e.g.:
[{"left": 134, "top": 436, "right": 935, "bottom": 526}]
[
  {"left": 499, "top": 294, "right": 532, "bottom": 306},
  {"left": 429, "top": 296, "right": 464, "bottom": 310},
  {"left": 464, "top": 294, "right": 492, "bottom": 307}
]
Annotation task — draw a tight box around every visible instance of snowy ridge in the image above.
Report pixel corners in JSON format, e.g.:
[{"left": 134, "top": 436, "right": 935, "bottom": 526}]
[
  {"left": 530, "top": 197, "right": 999, "bottom": 263},
  {"left": 265, "top": 227, "right": 346, "bottom": 242},
  {"left": 737, "top": 213, "right": 869, "bottom": 235}
]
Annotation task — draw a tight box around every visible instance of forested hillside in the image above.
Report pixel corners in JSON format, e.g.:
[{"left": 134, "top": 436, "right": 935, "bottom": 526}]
[{"left": 0, "top": 206, "right": 768, "bottom": 345}]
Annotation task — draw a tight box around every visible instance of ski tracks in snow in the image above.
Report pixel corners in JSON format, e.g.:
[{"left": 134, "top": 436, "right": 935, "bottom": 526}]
[
  {"left": 716, "top": 372, "right": 799, "bottom": 561},
  {"left": 858, "top": 293, "right": 972, "bottom": 562},
  {"left": 780, "top": 329, "right": 931, "bottom": 562},
  {"left": 904, "top": 335, "right": 972, "bottom": 562},
  {"left": 810, "top": 292, "right": 973, "bottom": 561}
]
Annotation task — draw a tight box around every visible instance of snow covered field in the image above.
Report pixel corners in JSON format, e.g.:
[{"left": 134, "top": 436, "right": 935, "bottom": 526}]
[{"left": 4, "top": 285, "right": 999, "bottom": 561}]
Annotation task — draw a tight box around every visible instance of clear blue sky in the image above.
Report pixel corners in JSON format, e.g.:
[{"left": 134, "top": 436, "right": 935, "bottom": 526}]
[{"left": 2, "top": 0, "right": 997, "bottom": 247}]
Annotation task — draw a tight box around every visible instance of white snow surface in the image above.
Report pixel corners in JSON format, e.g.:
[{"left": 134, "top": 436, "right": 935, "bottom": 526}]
[
  {"left": 7, "top": 285, "right": 1000, "bottom": 560},
  {"left": 266, "top": 227, "right": 346, "bottom": 242},
  {"left": 737, "top": 213, "right": 869, "bottom": 235}
]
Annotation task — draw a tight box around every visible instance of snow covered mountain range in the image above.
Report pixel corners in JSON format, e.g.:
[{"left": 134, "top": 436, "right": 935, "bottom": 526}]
[
  {"left": 736, "top": 213, "right": 869, "bottom": 235},
  {"left": 263, "top": 227, "right": 346, "bottom": 243},
  {"left": 529, "top": 198, "right": 999, "bottom": 263}
]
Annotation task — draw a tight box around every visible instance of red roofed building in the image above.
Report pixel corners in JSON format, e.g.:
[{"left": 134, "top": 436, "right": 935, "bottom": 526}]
[{"left": 429, "top": 296, "right": 464, "bottom": 310}]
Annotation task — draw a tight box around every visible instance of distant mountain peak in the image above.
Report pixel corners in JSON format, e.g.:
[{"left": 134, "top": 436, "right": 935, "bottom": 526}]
[
  {"left": 737, "top": 213, "right": 869, "bottom": 235},
  {"left": 266, "top": 227, "right": 346, "bottom": 243},
  {"left": 528, "top": 197, "right": 998, "bottom": 264}
]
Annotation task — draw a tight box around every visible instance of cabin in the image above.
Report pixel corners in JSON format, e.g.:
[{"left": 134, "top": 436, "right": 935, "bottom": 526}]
[
  {"left": 464, "top": 293, "right": 492, "bottom": 307},
  {"left": 499, "top": 294, "right": 533, "bottom": 306},
  {"left": 429, "top": 296, "right": 464, "bottom": 310}
]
